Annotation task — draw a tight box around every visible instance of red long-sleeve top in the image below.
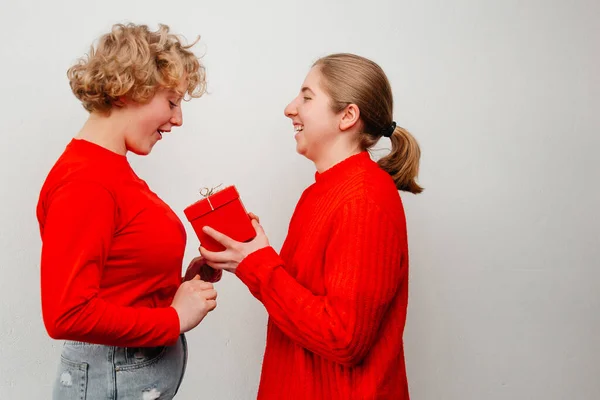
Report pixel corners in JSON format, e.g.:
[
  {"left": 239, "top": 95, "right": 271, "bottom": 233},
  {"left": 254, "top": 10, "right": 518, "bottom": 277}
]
[
  {"left": 236, "top": 152, "right": 410, "bottom": 399},
  {"left": 36, "top": 139, "right": 184, "bottom": 347}
]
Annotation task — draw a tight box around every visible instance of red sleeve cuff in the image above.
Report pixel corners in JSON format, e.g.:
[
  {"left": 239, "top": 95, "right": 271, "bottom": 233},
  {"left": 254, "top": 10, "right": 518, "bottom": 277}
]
[
  {"left": 235, "top": 246, "right": 283, "bottom": 294},
  {"left": 163, "top": 307, "right": 181, "bottom": 346}
]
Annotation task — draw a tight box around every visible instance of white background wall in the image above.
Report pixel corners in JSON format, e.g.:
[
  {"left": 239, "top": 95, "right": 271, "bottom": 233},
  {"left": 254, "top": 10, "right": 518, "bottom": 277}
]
[{"left": 0, "top": 0, "right": 598, "bottom": 398}]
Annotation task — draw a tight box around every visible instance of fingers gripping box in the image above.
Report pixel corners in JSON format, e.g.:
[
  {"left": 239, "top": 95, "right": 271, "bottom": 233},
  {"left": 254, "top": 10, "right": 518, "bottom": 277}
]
[{"left": 183, "top": 186, "right": 256, "bottom": 252}]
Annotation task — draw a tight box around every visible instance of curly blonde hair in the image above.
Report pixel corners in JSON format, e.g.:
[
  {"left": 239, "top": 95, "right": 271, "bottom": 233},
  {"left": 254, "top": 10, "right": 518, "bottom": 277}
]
[{"left": 67, "top": 23, "right": 206, "bottom": 113}]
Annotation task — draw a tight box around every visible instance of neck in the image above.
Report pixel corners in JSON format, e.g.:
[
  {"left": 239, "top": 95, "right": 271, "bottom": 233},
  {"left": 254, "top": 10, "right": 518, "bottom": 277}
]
[
  {"left": 313, "top": 138, "right": 362, "bottom": 173},
  {"left": 76, "top": 111, "right": 128, "bottom": 155}
]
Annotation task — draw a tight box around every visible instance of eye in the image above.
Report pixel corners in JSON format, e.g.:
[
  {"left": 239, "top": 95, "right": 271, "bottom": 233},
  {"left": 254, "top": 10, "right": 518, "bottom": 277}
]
[
  {"left": 303, "top": 96, "right": 312, "bottom": 101},
  {"left": 169, "top": 100, "right": 177, "bottom": 109}
]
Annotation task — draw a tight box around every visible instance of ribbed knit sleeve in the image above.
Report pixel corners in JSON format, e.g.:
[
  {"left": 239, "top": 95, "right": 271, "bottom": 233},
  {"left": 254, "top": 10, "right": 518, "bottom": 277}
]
[{"left": 236, "top": 196, "right": 405, "bottom": 366}]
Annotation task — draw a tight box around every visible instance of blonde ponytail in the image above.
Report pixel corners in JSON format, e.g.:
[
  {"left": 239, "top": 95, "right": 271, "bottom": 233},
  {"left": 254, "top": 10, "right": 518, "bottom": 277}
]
[{"left": 378, "top": 126, "right": 423, "bottom": 194}]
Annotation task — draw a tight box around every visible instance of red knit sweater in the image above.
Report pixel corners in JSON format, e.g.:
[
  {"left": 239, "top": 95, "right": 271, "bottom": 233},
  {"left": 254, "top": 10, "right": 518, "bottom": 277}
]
[
  {"left": 236, "top": 152, "right": 410, "bottom": 399},
  {"left": 36, "top": 139, "right": 183, "bottom": 347}
]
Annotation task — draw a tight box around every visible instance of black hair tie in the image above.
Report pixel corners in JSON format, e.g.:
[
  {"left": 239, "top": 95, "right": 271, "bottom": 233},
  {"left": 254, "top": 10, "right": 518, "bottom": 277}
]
[{"left": 382, "top": 121, "right": 396, "bottom": 138}]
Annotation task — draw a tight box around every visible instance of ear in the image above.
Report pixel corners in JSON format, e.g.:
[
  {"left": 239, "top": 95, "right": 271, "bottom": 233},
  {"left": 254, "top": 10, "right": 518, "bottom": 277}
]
[{"left": 339, "top": 104, "right": 360, "bottom": 131}]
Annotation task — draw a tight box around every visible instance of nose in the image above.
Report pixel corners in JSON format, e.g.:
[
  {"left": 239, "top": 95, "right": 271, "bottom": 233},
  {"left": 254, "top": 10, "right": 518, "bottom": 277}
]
[
  {"left": 171, "top": 106, "right": 183, "bottom": 127},
  {"left": 284, "top": 97, "right": 298, "bottom": 119}
]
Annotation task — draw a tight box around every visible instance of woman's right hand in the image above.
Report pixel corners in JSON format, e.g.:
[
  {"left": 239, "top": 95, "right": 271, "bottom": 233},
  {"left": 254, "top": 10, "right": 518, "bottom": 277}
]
[{"left": 171, "top": 275, "right": 217, "bottom": 333}]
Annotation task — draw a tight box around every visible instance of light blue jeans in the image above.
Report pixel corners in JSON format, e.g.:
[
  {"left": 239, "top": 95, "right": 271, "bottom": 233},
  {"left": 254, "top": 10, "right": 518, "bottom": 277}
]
[{"left": 53, "top": 335, "right": 187, "bottom": 400}]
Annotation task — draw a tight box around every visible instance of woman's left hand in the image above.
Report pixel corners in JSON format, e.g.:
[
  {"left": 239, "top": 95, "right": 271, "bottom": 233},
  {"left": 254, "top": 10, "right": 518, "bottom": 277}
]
[
  {"left": 183, "top": 255, "right": 223, "bottom": 283},
  {"left": 200, "top": 219, "right": 270, "bottom": 274}
]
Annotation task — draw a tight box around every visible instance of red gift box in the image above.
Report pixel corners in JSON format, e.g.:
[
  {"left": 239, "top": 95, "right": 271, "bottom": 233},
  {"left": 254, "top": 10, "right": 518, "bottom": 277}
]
[{"left": 184, "top": 185, "right": 256, "bottom": 252}]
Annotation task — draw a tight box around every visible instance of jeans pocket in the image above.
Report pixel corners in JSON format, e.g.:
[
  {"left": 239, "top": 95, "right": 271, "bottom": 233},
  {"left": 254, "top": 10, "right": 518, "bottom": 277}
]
[
  {"left": 119, "top": 346, "right": 168, "bottom": 371},
  {"left": 53, "top": 356, "right": 88, "bottom": 400}
]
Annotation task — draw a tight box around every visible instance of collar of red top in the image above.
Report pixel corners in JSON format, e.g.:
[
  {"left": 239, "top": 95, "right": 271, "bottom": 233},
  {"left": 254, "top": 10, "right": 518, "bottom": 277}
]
[
  {"left": 69, "top": 138, "right": 129, "bottom": 163},
  {"left": 314, "top": 151, "right": 372, "bottom": 185}
]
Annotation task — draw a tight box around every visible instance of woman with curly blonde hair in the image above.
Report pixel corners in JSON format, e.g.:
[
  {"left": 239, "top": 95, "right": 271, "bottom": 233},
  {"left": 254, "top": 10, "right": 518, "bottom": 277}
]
[{"left": 37, "top": 23, "right": 214, "bottom": 399}]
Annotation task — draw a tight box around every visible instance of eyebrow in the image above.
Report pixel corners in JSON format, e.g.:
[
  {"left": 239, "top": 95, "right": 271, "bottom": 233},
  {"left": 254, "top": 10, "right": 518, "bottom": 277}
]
[{"left": 301, "top": 86, "right": 315, "bottom": 95}]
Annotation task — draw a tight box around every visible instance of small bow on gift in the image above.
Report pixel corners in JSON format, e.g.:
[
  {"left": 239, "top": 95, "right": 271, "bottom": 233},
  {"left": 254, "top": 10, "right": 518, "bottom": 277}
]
[
  {"left": 199, "top": 184, "right": 223, "bottom": 198},
  {"left": 199, "top": 184, "right": 223, "bottom": 211}
]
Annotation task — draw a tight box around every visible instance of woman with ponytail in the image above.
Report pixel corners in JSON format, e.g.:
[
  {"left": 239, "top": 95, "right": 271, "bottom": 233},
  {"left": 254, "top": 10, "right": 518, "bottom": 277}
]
[{"left": 201, "top": 53, "right": 422, "bottom": 399}]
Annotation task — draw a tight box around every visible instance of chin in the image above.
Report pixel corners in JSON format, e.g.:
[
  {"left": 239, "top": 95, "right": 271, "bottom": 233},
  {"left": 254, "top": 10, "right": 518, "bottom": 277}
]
[
  {"left": 128, "top": 145, "right": 153, "bottom": 156},
  {"left": 295, "top": 139, "right": 307, "bottom": 156},
  {"left": 296, "top": 145, "right": 307, "bottom": 156}
]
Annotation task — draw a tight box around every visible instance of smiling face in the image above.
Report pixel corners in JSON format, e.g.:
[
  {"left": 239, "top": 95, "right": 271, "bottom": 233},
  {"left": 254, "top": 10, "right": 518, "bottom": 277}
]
[
  {"left": 283, "top": 66, "right": 344, "bottom": 163},
  {"left": 121, "top": 79, "right": 187, "bottom": 155}
]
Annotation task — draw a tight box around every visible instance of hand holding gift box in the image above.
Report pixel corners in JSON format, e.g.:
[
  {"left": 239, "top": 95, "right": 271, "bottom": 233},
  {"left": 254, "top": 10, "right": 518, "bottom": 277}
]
[
  {"left": 200, "top": 216, "right": 271, "bottom": 274},
  {"left": 184, "top": 185, "right": 257, "bottom": 252},
  {"left": 185, "top": 185, "right": 269, "bottom": 274}
]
